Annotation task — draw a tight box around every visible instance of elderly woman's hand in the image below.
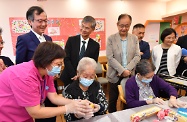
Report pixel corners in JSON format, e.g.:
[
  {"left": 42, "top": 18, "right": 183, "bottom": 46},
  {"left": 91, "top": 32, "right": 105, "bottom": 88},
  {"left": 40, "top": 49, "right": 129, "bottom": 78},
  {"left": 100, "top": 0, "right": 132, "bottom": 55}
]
[
  {"left": 93, "top": 104, "right": 100, "bottom": 113},
  {"left": 152, "top": 97, "right": 164, "bottom": 105},
  {"left": 168, "top": 96, "right": 186, "bottom": 108}
]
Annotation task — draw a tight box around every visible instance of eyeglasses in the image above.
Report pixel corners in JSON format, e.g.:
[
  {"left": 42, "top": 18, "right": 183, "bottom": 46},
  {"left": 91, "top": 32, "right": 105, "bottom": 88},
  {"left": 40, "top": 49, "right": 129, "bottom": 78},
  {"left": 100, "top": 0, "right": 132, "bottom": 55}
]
[
  {"left": 34, "top": 19, "right": 48, "bottom": 24},
  {"left": 0, "top": 41, "right": 5, "bottom": 45},
  {"left": 52, "top": 62, "right": 64, "bottom": 67},
  {"left": 118, "top": 24, "right": 130, "bottom": 29}
]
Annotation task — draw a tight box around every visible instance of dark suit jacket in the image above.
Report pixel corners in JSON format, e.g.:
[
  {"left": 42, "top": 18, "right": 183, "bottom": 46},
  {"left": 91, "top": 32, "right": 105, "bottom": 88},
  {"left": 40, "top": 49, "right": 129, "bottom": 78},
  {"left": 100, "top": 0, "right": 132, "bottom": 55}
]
[
  {"left": 139, "top": 40, "right": 150, "bottom": 59},
  {"left": 60, "top": 35, "right": 100, "bottom": 86},
  {"left": 176, "top": 35, "right": 187, "bottom": 76},
  {"left": 16, "top": 31, "right": 52, "bottom": 64}
]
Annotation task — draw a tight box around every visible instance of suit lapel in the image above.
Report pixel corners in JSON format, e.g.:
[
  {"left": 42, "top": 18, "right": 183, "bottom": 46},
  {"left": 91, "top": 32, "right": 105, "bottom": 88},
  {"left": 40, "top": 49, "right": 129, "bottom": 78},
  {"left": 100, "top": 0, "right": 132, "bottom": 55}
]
[
  {"left": 75, "top": 35, "right": 81, "bottom": 60},
  {"left": 29, "top": 31, "right": 40, "bottom": 46},
  {"left": 126, "top": 33, "right": 131, "bottom": 62},
  {"left": 84, "top": 38, "right": 92, "bottom": 56},
  {"left": 44, "top": 35, "right": 52, "bottom": 41}
]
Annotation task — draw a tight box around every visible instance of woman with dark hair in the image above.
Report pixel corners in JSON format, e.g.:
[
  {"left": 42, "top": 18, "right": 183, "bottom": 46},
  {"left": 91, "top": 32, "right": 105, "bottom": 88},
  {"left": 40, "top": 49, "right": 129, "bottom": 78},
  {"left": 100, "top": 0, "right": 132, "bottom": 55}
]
[
  {"left": 0, "top": 27, "right": 14, "bottom": 73},
  {"left": 0, "top": 42, "right": 92, "bottom": 122},
  {"left": 125, "top": 60, "right": 185, "bottom": 108},
  {"left": 152, "top": 28, "right": 181, "bottom": 76}
]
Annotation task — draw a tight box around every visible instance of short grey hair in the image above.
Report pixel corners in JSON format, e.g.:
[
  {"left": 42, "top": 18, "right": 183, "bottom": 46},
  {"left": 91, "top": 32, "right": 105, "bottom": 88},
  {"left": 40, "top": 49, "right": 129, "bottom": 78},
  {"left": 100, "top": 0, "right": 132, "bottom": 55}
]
[
  {"left": 82, "top": 16, "right": 96, "bottom": 30},
  {"left": 135, "top": 59, "right": 156, "bottom": 76},
  {"left": 0, "top": 27, "right": 2, "bottom": 35},
  {"left": 77, "top": 57, "right": 97, "bottom": 74}
]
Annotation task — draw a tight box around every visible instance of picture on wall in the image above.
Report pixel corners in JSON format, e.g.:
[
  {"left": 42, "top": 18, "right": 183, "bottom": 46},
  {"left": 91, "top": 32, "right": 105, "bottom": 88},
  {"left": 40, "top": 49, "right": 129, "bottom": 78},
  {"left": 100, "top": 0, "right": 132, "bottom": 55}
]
[{"left": 9, "top": 17, "right": 106, "bottom": 55}]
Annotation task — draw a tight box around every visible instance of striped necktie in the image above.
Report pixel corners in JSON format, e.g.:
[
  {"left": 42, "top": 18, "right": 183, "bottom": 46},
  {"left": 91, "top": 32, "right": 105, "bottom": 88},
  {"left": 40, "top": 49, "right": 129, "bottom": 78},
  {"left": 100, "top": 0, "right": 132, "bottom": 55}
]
[{"left": 79, "top": 41, "right": 86, "bottom": 60}]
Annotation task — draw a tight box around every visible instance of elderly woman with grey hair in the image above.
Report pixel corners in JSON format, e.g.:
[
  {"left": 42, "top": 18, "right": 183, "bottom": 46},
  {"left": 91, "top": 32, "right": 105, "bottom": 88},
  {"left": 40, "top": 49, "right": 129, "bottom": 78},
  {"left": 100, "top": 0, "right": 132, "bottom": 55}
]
[
  {"left": 63, "top": 57, "right": 108, "bottom": 121},
  {"left": 125, "top": 59, "right": 185, "bottom": 109}
]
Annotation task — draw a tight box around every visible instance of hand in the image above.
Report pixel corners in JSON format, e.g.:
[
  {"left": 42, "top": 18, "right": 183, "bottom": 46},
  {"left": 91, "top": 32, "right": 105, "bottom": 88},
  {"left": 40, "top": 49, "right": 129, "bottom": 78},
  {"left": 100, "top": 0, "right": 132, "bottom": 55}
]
[
  {"left": 168, "top": 98, "right": 186, "bottom": 108},
  {"left": 140, "top": 52, "right": 144, "bottom": 56},
  {"left": 71, "top": 75, "right": 79, "bottom": 80},
  {"left": 0, "top": 59, "right": 6, "bottom": 70},
  {"left": 84, "top": 111, "right": 94, "bottom": 119},
  {"left": 184, "top": 56, "right": 187, "bottom": 63},
  {"left": 93, "top": 104, "right": 100, "bottom": 113},
  {"left": 152, "top": 97, "right": 164, "bottom": 105},
  {"left": 122, "top": 70, "right": 131, "bottom": 77},
  {"left": 65, "top": 99, "right": 88, "bottom": 116}
]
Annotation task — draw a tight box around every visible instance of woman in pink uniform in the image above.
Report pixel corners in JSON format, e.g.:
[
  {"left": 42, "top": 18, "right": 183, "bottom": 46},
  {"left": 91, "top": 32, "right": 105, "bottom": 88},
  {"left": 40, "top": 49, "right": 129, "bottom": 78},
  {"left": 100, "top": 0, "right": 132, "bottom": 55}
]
[{"left": 0, "top": 42, "right": 92, "bottom": 122}]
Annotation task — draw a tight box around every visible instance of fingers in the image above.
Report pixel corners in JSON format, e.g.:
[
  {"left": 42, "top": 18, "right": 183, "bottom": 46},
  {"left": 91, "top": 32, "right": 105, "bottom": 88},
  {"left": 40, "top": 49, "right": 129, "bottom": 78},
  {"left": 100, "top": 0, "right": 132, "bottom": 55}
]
[{"left": 153, "top": 98, "right": 164, "bottom": 105}]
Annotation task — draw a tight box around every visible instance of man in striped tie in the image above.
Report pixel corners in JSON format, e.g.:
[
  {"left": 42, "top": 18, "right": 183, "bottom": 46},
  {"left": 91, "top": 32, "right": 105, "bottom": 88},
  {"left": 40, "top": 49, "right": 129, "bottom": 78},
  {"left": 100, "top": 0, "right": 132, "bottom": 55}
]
[{"left": 60, "top": 16, "right": 100, "bottom": 87}]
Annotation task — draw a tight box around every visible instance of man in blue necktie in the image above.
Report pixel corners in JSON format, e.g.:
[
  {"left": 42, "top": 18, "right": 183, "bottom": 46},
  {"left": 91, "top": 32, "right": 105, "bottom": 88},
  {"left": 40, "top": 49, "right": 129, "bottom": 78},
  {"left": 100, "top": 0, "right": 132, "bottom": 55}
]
[{"left": 60, "top": 16, "right": 100, "bottom": 86}]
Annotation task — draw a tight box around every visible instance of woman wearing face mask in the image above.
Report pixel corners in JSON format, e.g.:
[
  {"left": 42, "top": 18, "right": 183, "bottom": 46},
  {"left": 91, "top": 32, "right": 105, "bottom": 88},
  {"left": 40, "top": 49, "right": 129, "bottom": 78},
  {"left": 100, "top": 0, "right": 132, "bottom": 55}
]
[
  {"left": 0, "top": 42, "right": 92, "bottom": 122},
  {"left": 63, "top": 57, "right": 108, "bottom": 121},
  {"left": 125, "top": 59, "right": 185, "bottom": 109}
]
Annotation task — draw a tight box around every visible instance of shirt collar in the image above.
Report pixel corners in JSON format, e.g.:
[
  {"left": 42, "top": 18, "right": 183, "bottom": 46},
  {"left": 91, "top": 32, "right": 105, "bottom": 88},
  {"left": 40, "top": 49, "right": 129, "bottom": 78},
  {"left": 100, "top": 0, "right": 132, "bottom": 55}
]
[
  {"left": 31, "top": 29, "right": 44, "bottom": 39},
  {"left": 80, "top": 35, "right": 89, "bottom": 43}
]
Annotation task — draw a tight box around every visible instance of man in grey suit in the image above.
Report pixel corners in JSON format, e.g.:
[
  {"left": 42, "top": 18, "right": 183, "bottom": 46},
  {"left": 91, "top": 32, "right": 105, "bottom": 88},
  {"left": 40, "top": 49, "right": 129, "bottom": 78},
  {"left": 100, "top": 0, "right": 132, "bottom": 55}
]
[{"left": 106, "top": 14, "right": 140, "bottom": 113}]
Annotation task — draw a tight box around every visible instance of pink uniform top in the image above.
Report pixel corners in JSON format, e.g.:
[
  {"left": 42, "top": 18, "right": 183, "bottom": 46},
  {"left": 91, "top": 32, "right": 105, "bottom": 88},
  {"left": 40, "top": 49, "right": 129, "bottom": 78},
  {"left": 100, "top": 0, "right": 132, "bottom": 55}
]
[{"left": 0, "top": 60, "right": 56, "bottom": 122}]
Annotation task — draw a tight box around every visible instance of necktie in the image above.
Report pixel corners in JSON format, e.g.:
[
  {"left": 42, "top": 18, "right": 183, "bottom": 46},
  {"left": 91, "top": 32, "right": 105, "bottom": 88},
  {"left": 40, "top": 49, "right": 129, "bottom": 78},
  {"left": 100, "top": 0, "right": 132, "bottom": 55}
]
[{"left": 79, "top": 41, "right": 86, "bottom": 60}]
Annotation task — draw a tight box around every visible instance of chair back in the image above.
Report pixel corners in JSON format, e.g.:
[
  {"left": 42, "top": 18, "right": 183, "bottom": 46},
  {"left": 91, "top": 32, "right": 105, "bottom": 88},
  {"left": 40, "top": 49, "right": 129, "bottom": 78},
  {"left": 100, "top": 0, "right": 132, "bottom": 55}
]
[
  {"left": 118, "top": 85, "right": 126, "bottom": 104},
  {"left": 96, "top": 62, "right": 103, "bottom": 74}
]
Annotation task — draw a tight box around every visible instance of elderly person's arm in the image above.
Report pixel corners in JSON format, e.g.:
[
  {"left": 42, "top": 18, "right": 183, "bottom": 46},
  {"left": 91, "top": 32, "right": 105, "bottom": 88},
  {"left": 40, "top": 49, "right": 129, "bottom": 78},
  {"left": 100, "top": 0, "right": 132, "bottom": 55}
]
[
  {"left": 63, "top": 88, "right": 85, "bottom": 121},
  {"left": 125, "top": 78, "right": 147, "bottom": 108},
  {"left": 95, "top": 85, "right": 108, "bottom": 115},
  {"left": 155, "top": 75, "right": 185, "bottom": 108}
]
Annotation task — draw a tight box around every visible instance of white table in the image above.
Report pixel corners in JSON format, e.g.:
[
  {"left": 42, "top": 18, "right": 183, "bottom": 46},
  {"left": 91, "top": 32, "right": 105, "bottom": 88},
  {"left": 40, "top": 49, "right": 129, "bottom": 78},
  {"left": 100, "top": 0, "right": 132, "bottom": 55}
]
[
  {"left": 165, "top": 77, "right": 187, "bottom": 90},
  {"left": 74, "top": 97, "right": 187, "bottom": 122}
]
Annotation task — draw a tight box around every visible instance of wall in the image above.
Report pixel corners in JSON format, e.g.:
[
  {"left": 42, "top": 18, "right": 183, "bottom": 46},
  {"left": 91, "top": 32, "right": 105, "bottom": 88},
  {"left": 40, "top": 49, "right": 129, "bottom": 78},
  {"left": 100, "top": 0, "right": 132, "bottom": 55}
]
[
  {"left": 166, "top": 0, "right": 187, "bottom": 14},
  {"left": 0, "top": 0, "right": 166, "bottom": 62}
]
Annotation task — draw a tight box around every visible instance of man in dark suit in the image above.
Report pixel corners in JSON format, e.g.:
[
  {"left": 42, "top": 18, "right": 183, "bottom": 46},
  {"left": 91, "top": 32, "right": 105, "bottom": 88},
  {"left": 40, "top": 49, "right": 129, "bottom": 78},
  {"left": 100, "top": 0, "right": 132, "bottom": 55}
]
[
  {"left": 132, "top": 23, "right": 150, "bottom": 60},
  {"left": 15, "top": 6, "right": 56, "bottom": 122},
  {"left": 60, "top": 16, "right": 100, "bottom": 87},
  {"left": 176, "top": 35, "right": 187, "bottom": 77},
  {"left": 16, "top": 6, "right": 52, "bottom": 64}
]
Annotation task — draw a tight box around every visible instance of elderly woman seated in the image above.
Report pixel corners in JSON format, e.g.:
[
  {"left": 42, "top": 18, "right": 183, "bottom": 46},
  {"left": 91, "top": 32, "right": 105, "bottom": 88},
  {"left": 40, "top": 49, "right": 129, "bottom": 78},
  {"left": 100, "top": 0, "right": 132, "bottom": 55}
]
[
  {"left": 125, "top": 59, "right": 185, "bottom": 109},
  {"left": 63, "top": 57, "right": 108, "bottom": 121}
]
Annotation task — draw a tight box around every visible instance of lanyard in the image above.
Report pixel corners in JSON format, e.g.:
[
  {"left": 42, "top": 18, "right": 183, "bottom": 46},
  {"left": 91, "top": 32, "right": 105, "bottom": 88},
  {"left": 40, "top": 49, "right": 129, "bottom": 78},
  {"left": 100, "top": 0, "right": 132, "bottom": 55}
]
[{"left": 40, "top": 79, "right": 47, "bottom": 104}]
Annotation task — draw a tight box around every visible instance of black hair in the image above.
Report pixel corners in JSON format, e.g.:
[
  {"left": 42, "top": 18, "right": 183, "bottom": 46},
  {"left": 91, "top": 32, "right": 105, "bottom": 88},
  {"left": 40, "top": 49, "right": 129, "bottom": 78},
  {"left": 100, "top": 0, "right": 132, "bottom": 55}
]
[
  {"left": 161, "top": 28, "right": 176, "bottom": 42},
  {"left": 33, "top": 42, "right": 66, "bottom": 68},
  {"left": 0, "top": 27, "right": 2, "bottom": 35},
  {"left": 133, "top": 23, "right": 145, "bottom": 30},
  {"left": 26, "top": 6, "right": 45, "bottom": 21}
]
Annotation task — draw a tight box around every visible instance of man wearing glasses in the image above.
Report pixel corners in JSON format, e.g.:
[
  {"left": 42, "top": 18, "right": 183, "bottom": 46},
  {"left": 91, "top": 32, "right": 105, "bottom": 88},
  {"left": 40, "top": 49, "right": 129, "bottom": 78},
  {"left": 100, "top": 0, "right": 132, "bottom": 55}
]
[
  {"left": 106, "top": 14, "right": 140, "bottom": 113},
  {"left": 16, "top": 6, "right": 51, "bottom": 64},
  {"left": 60, "top": 16, "right": 100, "bottom": 87},
  {"left": 15, "top": 6, "right": 56, "bottom": 122},
  {"left": 0, "top": 27, "right": 14, "bottom": 73}
]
